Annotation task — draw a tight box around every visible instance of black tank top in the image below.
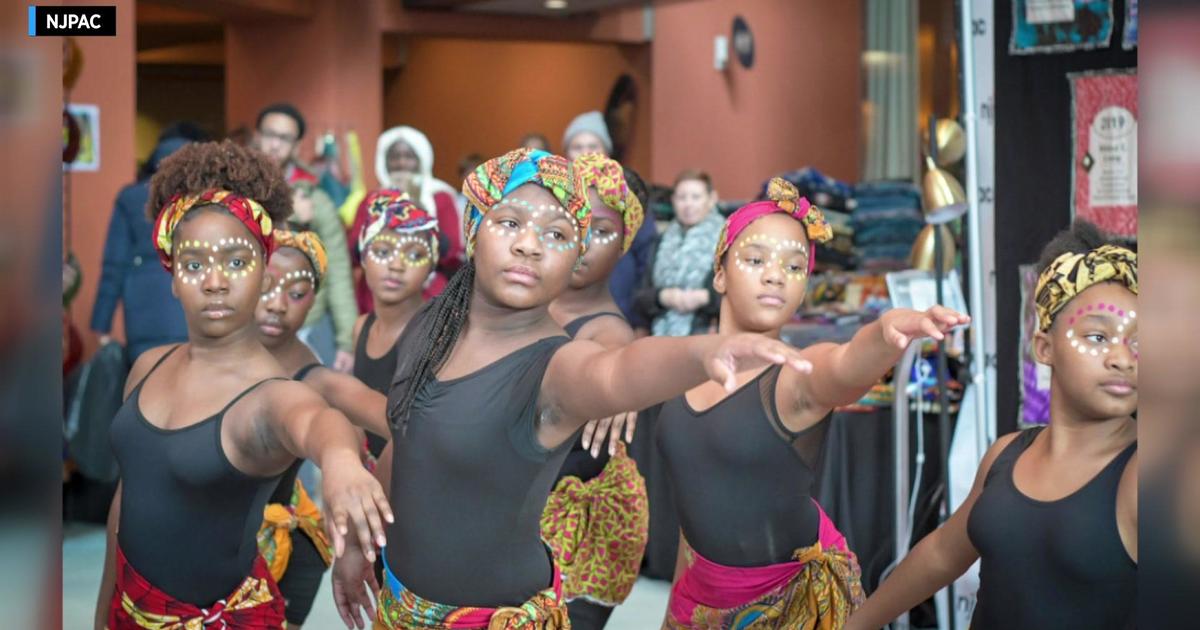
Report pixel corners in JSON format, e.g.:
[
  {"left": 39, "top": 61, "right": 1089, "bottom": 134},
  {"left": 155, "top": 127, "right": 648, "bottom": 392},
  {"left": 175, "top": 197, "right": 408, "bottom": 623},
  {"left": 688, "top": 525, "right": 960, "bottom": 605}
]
[
  {"left": 967, "top": 427, "right": 1137, "bottom": 629},
  {"left": 110, "top": 346, "right": 287, "bottom": 605},
  {"left": 556, "top": 312, "right": 626, "bottom": 481},
  {"left": 267, "top": 363, "right": 323, "bottom": 505},
  {"left": 384, "top": 333, "right": 573, "bottom": 606},
  {"left": 355, "top": 313, "right": 400, "bottom": 457},
  {"left": 656, "top": 365, "right": 830, "bottom": 567}
]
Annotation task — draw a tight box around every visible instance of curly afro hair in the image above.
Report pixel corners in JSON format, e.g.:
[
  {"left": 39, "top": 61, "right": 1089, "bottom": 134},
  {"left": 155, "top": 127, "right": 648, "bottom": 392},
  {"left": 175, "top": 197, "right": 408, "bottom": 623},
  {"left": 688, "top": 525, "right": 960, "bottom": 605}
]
[
  {"left": 146, "top": 140, "right": 293, "bottom": 224},
  {"left": 1037, "top": 220, "right": 1137, "bottom": 272}
]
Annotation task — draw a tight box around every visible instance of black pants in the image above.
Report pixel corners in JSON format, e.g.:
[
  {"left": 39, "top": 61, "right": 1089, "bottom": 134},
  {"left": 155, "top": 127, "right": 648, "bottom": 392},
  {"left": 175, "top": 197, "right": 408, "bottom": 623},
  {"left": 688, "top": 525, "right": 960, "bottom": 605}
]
[
  {"left": 567, "top": 599, "right": 615, "bottom": 630},
  {"left": 277, "top": 531, "right": 330, "bottom": 625}
]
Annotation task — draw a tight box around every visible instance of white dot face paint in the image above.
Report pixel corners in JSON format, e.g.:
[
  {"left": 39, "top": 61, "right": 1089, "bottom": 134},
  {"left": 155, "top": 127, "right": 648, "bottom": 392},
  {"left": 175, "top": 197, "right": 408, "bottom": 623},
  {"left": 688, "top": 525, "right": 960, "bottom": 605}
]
[
  {"left": 486, "top": 197, "right": 581, "bottom": 254},
  {"left": 174, "top": 238, "right": 259, "bottom": 284},
  {"left": 588, "top": 229, "right": 620, "bottom": 248},
  {"left": 260, "top": 269, "right": 316, "bottom": 302},
  {"left": 1063, "top": 301, "right": 1138, "bottom": 360},
  {"left": 732, "top": 233, "right": 810, "bottom": 282},
  {"left": 365, "top": 233, "right": 433, "bottom": 268}
]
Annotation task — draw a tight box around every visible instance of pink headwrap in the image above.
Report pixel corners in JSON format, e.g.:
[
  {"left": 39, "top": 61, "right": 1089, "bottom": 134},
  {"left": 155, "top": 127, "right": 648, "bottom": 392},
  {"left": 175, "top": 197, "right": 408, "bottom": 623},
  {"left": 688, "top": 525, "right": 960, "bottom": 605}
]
[{"left": 713, "top": 177, "right": 834, "bottom": 274}]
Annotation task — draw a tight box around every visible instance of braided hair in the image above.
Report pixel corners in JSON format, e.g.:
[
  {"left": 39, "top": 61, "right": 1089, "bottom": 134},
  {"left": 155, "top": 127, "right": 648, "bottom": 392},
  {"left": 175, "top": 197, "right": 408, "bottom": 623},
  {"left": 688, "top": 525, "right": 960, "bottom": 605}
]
[{"left": 389, "top": 261, "right": 476, "bottom": 432}]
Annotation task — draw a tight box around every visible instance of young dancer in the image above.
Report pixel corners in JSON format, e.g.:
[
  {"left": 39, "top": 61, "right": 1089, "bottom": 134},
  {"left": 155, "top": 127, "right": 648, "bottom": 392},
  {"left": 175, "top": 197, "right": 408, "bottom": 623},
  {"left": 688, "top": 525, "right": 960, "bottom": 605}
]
[
  {"left": 95, "top": 141, "right": 393, "bottom": 630},
  {"left": 656, "top": 178, "right": 969, "bottom": 629},
  {"left": 541, "top": 154, "right": 650, "bottom": 630},
  {"left": 328, "top": 148, "right": 814, "bottom": 630},
  {"left": 351, "top": 191, "right": 440, "bottom": 459},
  {"left": 847, "top": 222, "right": 1137, "bottom": 630},
  {"left": 253, "top": 228, "right": 337, "bottom": 629}
]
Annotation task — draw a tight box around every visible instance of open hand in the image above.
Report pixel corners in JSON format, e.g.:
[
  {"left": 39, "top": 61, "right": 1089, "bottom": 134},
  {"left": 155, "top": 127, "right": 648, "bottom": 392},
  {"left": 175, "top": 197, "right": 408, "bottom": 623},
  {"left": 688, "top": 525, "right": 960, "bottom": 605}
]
[
  {"left": 331, "top": 547, "right": 380, "bottom": 629},
  {"left": 706, "top": 334, "right": 813, "bottom": 392},
  {"left": 581, "top": 411, "right": 637, "bottom": 458},
  {"left": 880, "top": 305, "right": 970, "bottom": 348},
  {"left": 321, "top": 452, "right": 394, "bottom": 563}
]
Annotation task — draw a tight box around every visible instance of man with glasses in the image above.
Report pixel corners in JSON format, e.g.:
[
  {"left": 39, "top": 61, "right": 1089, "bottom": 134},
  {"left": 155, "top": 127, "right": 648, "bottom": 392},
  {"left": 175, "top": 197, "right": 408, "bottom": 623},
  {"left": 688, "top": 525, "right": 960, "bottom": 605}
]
[{"left": 254, "top": 103, "right": 358, "bottom": 372}]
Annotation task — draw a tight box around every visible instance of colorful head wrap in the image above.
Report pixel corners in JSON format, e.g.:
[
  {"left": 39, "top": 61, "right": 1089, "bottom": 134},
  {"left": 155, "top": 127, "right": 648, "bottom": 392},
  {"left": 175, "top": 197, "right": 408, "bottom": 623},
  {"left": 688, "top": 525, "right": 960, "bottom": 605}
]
[
  {"left": 357, "top": 191, "right": 439, "bottom": 263},
  {"left": 713, "top": 177, "right": 833, "bottom": 274},
  {"left": 573, "top": 153, "right": 644, "bottom": 254},
  {"left": 1034, "top": 244, "right": 1138, "bottom": 331},
  {"left": 272, "top": 228, "right": 328, "bottom": 290},
  {"left": 462, "top": 148, "right": 591, "bottom": 258},
  {"left": 153, "top": 189, "right": 275, "bottom": 271}
]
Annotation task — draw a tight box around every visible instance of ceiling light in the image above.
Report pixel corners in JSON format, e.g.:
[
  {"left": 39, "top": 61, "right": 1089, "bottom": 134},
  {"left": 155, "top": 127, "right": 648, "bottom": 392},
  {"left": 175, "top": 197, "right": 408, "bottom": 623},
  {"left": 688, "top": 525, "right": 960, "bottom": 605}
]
[{"left": 545, "top": 0, "right": 568, "bottom": 9}]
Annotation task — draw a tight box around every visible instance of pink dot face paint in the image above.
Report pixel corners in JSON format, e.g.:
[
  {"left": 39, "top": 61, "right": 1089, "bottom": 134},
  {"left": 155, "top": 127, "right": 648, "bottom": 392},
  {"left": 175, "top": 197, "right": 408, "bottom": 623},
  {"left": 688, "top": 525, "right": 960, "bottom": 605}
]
[{"left": 1065, "top": 303, "right": 1138, "bottom": 361}]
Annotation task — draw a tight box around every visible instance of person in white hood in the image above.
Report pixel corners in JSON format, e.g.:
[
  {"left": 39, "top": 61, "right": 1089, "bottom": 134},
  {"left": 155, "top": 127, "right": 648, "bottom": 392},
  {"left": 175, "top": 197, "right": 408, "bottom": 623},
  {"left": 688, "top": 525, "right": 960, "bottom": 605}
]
[{"left": 373, "top": 126, "right": 464, "bottom": 275}]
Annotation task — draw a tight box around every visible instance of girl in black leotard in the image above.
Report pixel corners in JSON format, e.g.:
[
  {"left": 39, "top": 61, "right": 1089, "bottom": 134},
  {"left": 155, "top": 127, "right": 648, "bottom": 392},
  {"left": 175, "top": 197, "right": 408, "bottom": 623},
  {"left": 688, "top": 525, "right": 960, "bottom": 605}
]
[
  {"left": 96, "top": 141, "right": 392, "bottom": 630},
  {"left": 253, "top": 229, "right": 339, "bottom": 629},
  {"left": 351, "top": 191, "right": 438, "bottom": 461},
  {"left": 541, "top": 156, "right": 650, "bottom": 630},
  {"left": 327, "top": 148, "right": 815, "bottom": 630},
  {"left": 848, "top": 222, "right": 1138, "bottom": 630},
  {"left": 655, "top": 178, "right": 968, "bottom": 629}
]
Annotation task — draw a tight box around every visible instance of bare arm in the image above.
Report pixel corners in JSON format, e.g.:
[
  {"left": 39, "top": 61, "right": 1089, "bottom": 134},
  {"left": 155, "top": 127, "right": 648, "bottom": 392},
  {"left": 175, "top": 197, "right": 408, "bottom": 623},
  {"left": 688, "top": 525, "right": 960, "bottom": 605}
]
[
  {"left": 794, "top": 307, "right": 969, "bottom": 412},
  {"left": 846, "top": 433, "right": 1016, "bottom": 630},
  {"left": 540, "top": 333, "right": 811, "bottom": 447},
  {"left": 577, "top": 315, "right": 637, "bottom": 350},
  {"left": 302, "top": 366, "right": 390, "bottom": 438},
  {"left": 263, "top": 384, "right": 393, "bottom": 561}
]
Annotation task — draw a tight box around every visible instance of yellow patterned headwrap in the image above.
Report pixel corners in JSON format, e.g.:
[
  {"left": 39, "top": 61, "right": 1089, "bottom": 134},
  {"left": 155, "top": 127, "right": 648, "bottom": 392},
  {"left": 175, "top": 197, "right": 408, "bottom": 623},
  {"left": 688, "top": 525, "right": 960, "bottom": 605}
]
[
  {"left": 272, "top": 228, "right": 328, "bottom": 290},
  {"left": 573, "top": 154, "right": 644, "bottom": 253},
  {"left": 1035, "top": 244, "right": 1138, "bottom": 331}
]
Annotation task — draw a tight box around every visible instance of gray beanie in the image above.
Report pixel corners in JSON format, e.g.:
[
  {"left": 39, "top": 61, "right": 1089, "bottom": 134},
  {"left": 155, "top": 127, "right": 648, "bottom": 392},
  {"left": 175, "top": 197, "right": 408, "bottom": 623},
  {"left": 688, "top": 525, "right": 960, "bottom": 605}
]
[{"left": 562, "top": 110, "right": 613, "bottom": 154}]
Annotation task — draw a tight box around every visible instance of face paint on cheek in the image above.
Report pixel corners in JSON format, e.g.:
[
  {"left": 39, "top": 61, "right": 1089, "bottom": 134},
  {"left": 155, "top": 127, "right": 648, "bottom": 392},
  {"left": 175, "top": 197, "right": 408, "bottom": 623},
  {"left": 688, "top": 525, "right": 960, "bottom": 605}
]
[
  {"left": 488, "top": 198, "right": 582, "bottom": 254},
  {"left": 260, "top": 269, "right": 315, "bottom": 302},
  {"left": 732, "top": 234, "right": 810, "bottom": 282},
  {"left": 588, "top": 230, "right": 620, "bottom": 248},
  {"left": 175, "top": 239, "right": 260, "bottom": 283},
  {"left": 367, "top": 234, "right": 433, "bottom": 267},
  {"left": 1065, "top": 304, "right": 1139, "bottom": 359}
]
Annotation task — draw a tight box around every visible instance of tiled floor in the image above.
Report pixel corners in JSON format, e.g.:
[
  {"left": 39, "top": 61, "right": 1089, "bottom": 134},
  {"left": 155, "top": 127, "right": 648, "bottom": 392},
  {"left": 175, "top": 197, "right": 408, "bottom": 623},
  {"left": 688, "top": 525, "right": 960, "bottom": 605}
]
[{"left": 64, "top": 523, "right": 671, "bottom": 629}]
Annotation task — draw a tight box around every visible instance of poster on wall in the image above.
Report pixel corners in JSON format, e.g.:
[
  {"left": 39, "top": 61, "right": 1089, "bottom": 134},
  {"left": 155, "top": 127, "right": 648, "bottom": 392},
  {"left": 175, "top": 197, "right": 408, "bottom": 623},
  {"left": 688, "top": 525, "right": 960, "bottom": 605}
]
[
  {"left": 1070, "top": 70, "right": 1137, "bottom": 237},
  {"left": 1122, "top": 0, "right": 1138, "bottom": 49},
  {"left": 1018, "top": 264, "right": 1050, "bottom": 427},
  {"left": 64, "top": 103, "right": 100, "bottom": 172},
  {"left": 1009, "top": 0, "right": 1114, "bottom": 55}
]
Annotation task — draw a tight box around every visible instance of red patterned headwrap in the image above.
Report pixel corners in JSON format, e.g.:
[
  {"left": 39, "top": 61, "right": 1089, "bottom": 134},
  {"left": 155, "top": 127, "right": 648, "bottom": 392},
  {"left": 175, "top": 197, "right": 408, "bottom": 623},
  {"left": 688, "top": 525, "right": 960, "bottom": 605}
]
[
  {"left": 714, "top": 177, "right": 833, "bottom": 274},
  {"left": 153, "top": 189, "right": 275, "bottom": 271}
]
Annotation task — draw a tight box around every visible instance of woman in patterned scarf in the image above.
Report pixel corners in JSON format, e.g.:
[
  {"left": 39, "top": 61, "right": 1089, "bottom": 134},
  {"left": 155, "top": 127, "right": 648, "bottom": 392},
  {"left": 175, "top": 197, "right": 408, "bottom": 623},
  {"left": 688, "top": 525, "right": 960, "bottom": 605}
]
[
  {"left": 634, "top": 170, "right": 725, "bottom": 337},
  {"left": 656, "top": 178, "right": 968, "bottom": 629},
  {"left": 849, "top": 222, "right": 1137, "bottom": 630},
  {"left": 327, "top": 149, "right": 814, "bottom": 630}
]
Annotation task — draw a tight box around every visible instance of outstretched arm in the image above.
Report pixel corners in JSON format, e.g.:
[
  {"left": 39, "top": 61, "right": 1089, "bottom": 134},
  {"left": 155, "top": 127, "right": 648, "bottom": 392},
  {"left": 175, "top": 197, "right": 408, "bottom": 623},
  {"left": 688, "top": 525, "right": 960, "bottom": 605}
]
[
  {"left": 263, "top": 385, "right": 393, "bottom": 562},
  {"left": 845, "top": 433, "right": 1014, "bottom": 630},
  {"left": 540, "top": 333, "right": 811, "bottom": 447},
  {"left": 302, "top": 366, "right": 390, "bottom": 438},
  {"left": 792, "top": 306, "right": 969, "bottom": 412}
]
